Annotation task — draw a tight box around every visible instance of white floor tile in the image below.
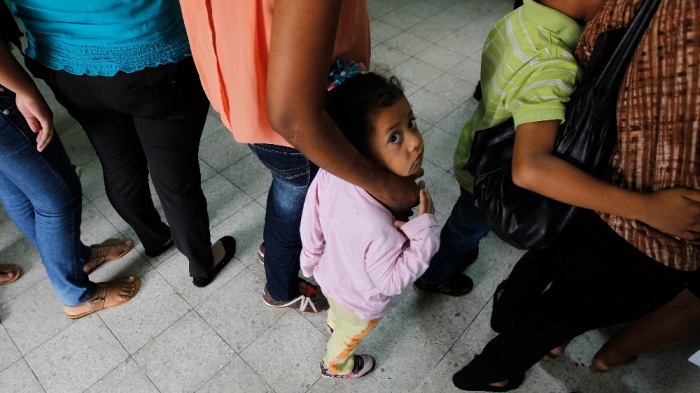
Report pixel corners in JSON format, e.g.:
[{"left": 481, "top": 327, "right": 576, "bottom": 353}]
[
  {"left": 99, "top": 270, "right": 190, "bottom": 354},
  {"left": 25, "top": 316, "right": 128, "bottom": 393},
  {"left": 132, "top": 311, "right": 235, "bottom": 392},
  {"left": 0, "top": 359, "right": 44, "bottom": 393},
  {"left": 84, "top": 358, "right": 159, "bottom": 393},
  {"left": 240, "top": 312, "right": 326, "bottom": 393}
]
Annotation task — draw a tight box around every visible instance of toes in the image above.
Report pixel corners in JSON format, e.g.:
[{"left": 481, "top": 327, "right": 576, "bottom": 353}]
[
  {"left": 108, "top": 239, "right": 133, "bottom": 258},
  {"left": 104, "top": 276, "right": 140, "bottom": 306}
]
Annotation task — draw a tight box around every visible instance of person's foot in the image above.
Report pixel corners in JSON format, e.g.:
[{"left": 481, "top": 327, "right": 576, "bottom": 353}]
[
  {"left": 262, "top": 279, "right": 329, "bottom": 313},
  {"left": 83, "top": 238, "right": 135, "bottom": 274},
  {"left": 545, "top": 339, "right": 572, "bottom": 359},
  {"left": 0, "top": 263, "right": 21, "bottom": 286},
  {"left": 192, "top": 236, "right": 236, "bottom": 287},
  {"left": 414, "top": 273, "right": 474, "bottom": 296},
  {"left": 452, "top": 365, "right": 525, "bottom": 392},
  {"left": 589, "top": 345, "right": 636, "bottom": 372},
  {"left": 320, "top": 354, "right": 376, "bottom": 379},
  {"left": 63, "top": 276, "right": 140, "bottom": 319}
]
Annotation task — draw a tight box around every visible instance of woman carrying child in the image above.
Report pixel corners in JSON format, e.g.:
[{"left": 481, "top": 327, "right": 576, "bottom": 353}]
[
  {"left": 453, "top": 0, "right": 700, "bottom": 390},
  {"left": 300, "top": 62, "right": 440, "bottom": 379}
]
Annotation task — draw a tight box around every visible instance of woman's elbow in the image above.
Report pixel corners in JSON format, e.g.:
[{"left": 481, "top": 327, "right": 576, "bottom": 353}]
[
  {"left": 267, "top": 100, "right": 297, "bottom": 142},
  {"left": 511, "top": 158, "right": 537, "bottom": 190}
]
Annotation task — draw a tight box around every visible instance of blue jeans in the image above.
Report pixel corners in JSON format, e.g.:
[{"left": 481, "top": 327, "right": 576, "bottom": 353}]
[
  {"left": 0, "top": 87, "right": 93, "bottom": 306},
  {"left": 417, "top": 187, "right": 490, "bottom": 285},
  {"left": 249, "top": 144, "right": 318, "bottom": 301}
]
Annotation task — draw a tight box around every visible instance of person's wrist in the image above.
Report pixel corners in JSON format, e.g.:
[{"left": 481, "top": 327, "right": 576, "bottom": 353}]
[{"left": 628, "top": 192, "right": 652, "bottom": 223}]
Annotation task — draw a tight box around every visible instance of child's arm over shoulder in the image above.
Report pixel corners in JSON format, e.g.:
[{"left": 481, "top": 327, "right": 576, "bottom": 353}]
[
  {"left": 300, "top": 172, "right": 325, "bottom": 278},
  {"left": 366, "top": 189, "right": 441, "bottom": 296}
]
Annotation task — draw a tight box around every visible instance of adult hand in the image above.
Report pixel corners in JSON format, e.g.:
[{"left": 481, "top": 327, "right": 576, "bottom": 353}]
[
  {"left": 371, "top": 168, "right": 423, "bottom": 218},
  {"left": 15, "top": 91, "right": 54, "bottom": 152},
  {"left": 0, "top": 38, "right": 55, "bottom": 152},
  {"left": 640, "top": 188, "right": 700, "bottom": 242},
  {"left": 394, "top": 180, "right": 434, "bottom": 228}
]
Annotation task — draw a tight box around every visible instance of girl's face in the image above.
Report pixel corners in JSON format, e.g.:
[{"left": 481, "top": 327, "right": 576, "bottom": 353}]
[{"left": 367, "top": 96, "right": 424, "bottom": 177}]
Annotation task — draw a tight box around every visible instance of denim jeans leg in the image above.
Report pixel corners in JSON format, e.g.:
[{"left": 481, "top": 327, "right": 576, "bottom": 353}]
[
  {"left": 0, "top": 90, "right": 94, "bottom": 305},
  {"left": 249, "top": 144, "right": 318, "bottom": 301},
  {"left": 417, "top": 187, "right": 490, "bottom": 285}
]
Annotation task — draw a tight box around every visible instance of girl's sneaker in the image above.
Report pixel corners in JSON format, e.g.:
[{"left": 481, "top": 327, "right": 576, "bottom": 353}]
[{"left": 320, "top": 355, "right": 375, "bottom": 379}]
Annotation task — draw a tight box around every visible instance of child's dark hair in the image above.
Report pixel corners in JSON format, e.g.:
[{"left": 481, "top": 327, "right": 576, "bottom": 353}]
[{"left": 324, "top": 69, "right": 405, "bottom": 159}]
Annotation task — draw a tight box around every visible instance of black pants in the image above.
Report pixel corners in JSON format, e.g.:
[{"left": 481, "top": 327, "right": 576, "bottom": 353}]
[
  {"left": 454, "top": 211, "right": 692, "bottom": 387},
  {"left": 27, "top": 56, "right": 214, "bottom": 277}
]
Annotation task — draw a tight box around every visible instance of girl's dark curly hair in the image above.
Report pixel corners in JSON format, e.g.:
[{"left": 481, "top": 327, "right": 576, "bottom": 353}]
[{"left": 324, "top": 71, "right": 405, "bottom": 160}]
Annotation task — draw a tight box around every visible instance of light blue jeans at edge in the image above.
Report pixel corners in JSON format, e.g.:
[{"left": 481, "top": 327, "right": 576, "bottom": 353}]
[{"left": 0, "top": 87, "right": 93, "bottom": 306}]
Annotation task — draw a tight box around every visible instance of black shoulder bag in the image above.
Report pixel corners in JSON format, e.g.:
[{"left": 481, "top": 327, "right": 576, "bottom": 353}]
[{"left": 465, "top": 0, "right": 661, "bottom": 250}]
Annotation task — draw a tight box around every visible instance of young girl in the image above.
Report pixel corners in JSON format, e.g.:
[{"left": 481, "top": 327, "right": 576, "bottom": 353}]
[{"left": 300, "top": 61, "right": 441, "bottom": 379}]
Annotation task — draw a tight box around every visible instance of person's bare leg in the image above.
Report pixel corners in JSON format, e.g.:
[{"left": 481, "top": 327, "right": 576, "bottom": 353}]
[{"left": 591, "top": 288, "right": 700, "bottom": 371}]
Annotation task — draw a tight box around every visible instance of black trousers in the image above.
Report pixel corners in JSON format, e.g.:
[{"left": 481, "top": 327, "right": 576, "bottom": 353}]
[
  {"left": 27, "top": 56, "right": 214, "bottom": 277},
  {"left": 454, "top": 210, "right": 693, "bottom": 387}
]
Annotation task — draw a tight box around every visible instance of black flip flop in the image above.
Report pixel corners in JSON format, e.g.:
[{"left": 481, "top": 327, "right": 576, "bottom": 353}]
[{"left": 193, "top": 236, "right": 236, "bottom": 287}]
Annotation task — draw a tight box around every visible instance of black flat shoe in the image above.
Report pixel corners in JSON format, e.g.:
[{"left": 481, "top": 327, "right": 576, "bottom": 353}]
[
  {"left": 193, "top": 236, "right": 236, "bottom": 288},
  {"left": 414, "top": 273, "right": 473, "bottom": 296},
  {"left": 453, "top": 369, "right": 525, "bottom": 392}
]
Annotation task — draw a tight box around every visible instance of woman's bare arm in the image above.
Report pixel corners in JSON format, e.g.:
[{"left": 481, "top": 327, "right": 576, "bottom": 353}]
[
  {"left": 266, "top": 0, "right": 420, "bottom": 212},
  {"left": 0, "top": 39, "right": 54, "bottom": 151}
]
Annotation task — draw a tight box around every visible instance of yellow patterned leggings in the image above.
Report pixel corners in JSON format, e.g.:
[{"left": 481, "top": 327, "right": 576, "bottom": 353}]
[{"left": 323, "top": 297, "right": 380, "bottom": 375}]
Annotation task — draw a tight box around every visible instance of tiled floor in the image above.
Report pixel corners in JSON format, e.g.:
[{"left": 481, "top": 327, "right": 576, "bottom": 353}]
[{"left": 1, "top": 0, "right": 699, "bottom": 392}]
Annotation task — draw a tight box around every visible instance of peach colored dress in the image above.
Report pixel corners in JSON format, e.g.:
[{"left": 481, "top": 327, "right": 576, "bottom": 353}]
[{"left": 180, "top": 0, "right": 370, "bottom": 147}]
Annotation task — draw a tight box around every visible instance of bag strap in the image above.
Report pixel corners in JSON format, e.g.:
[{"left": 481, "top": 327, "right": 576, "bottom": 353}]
[{"left": 594, "top": 0, "right": 662, "bottom": 90}]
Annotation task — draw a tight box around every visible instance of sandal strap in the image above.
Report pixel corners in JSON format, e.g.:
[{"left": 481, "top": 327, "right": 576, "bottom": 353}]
[
  {"left": 91, "top": 243, "right": 107, "bottom": 259},
  {"left": 83, "top": 255, "right": 105, "bottom": 273},
  {"left": 87, "top": 284, "right": 108, "bottom": 311},
  {"left": 84, "top": 238, "right": 134, "bottom": 275}
]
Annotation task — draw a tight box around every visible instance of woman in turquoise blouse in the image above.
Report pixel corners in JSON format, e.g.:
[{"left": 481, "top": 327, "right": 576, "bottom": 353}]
[{"left": 12, "top": 0, "right": 236, "bottom": 287}]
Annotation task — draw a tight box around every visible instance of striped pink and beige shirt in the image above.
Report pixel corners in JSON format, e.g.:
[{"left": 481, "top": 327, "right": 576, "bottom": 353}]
[{"left": 576, "top": 0, "right": 699, "bottom": 271}]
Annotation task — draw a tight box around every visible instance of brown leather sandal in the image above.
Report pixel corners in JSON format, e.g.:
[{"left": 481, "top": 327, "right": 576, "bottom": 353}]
[
  {"left": 64, "top": 276, "right": 140, "bottom": 319},
  {"left": 0, "top": 263, "right": 20, "bottom": 286},
  {"left": 83, "top": 238, "right": 135, "bottom": 274}
]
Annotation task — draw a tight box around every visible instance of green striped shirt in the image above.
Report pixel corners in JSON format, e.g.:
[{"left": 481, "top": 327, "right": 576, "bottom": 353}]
[{"left": 454, "top": 0, "right": 582, "bottom": 191}]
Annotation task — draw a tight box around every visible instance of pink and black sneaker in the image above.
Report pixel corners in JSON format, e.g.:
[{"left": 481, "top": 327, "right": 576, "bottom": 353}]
[{"left": 320, "top": 354, "right": 376, "bottom": 379}]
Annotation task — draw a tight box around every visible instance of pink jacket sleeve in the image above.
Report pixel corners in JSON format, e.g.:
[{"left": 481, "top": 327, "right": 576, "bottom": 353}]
[
  {"left": 365, "top": 214, "right": 441, "bottom": 296},
  {"left": 300, "top": 179, "right": 324, "bottom": 278}
]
